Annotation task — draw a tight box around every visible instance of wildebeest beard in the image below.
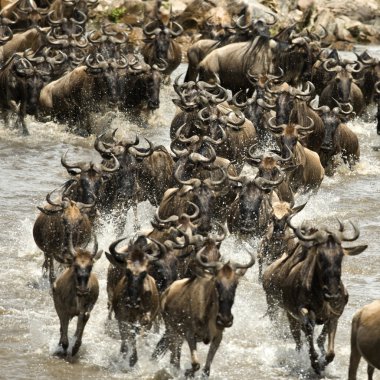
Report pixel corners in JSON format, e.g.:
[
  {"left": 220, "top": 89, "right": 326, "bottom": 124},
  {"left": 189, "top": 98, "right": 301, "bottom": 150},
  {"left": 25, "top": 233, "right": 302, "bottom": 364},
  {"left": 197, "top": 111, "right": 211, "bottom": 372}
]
[{"left": 239, "top": 192, "right": 263, "bottom": 230}]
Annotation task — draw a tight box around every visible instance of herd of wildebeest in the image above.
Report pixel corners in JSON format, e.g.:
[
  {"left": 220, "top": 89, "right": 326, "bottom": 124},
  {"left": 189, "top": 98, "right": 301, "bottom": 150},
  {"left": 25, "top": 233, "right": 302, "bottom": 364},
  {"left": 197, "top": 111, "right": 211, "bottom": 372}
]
[{"left": 2, "top": 0, "right": 377, "bottom": 377}]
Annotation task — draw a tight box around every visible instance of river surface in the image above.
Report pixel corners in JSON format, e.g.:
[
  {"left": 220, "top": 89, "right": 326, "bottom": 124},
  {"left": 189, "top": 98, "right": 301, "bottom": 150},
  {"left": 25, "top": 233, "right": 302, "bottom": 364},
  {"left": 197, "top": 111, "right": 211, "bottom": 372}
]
[{"left": 1, "top": 45, "right": 380, "bottom": 380}]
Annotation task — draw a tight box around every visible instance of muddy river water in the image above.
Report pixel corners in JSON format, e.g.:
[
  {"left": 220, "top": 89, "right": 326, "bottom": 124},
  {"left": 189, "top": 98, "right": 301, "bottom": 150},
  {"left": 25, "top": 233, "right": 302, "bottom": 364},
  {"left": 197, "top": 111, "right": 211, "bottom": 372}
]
[{"left": 1, "top": 45, "right": 380, "bottom": 380}]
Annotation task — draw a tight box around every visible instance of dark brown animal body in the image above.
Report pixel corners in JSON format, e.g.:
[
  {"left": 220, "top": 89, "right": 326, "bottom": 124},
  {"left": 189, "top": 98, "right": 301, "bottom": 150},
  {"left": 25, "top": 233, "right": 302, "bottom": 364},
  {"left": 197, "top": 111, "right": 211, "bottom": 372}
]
[
  {"left": 106, "top": 238, "right": 160, "bottom": 366},
  {"left": 348, "top": 300, "right": 380, "bottom": 380},
  {"left": 33, "top": 190, "right": 92, "bottom": 285},
  {"left": 52, "top": 238, "right": 102, "bottom": 356},
  {"left": 263, "top": 221, "right": 367, "bottom": 374},
  {"left": 152, "top": 251, "right": 255, "bottom": 377},
  {"left": 137, "top": 145, "right": 174, "bottom": 206}
]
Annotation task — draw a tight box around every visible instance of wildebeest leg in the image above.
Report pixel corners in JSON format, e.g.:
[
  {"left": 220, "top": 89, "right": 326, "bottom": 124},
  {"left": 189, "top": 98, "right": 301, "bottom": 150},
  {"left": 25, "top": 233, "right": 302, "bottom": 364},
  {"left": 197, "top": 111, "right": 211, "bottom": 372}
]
[
  {"left": 71, "top": 311, "right": 90, "bottom": 356},
  {"left": 14, "top": 100, "right": 29, "bottom": 135},
  {"left": 303, "top": 316, "right": 320, "bottom": 374},
  {"left": 184, "top": 333, "right": 200, "bottom": 377},
  {"left": 58, "top": 315, "right": 70, "bottom": 354},
  {"left": 118, "top": 320, "right": 129, "bottom": 358},
  {"left": 129, "top": 326, "right": 138, "bottom": 367},
  {"left": 368, "top": 364, "right": 375, "bottom": 380},
  {"left": 287, "top": 312, "right": 302, "bottom": 351},
  {"left": 319, "top": 318, "right": 337, "bottom": 369},
  {"left": 152, "top": 328, "right": 171, "bottom": 359},
  {"left": 48, "top": 256, "right": 56, "bottom": 287},
  {"left": 170, "top": 336, "right": 182, "bottom": 369},
  {"left": 348, "top": 312, "right": 361, "bottom": 380},
  {"left": 203, "top": 332, "right": 223, "bottom": 377},
  {"left": 1, "top": 109, "right": 10, "bottom": 128},
  {"left": 316, "top": 323, "right": 328, "bottom": 356}
]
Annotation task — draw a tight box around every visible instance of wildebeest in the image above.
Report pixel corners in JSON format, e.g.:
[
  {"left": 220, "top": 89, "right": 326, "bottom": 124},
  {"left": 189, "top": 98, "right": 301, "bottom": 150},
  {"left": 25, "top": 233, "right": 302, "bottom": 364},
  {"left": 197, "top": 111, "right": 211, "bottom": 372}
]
[
  {"left": 61, "top": 150, "right": 120, "bottom": 205},
  {"left": 39, "top": 54, "right": 126, "bottom": 135},
  {"left": 158, "top": 163, "right": 226, "bottom": 235},
  {"left": 105, "top": 236, "right": 160, "bottom": 366},
  {"left": 310, "top": 101, "right": 360, "bottom": 174},
  {"left": 137, "top": 144, "right": 174, "bottom": 206},
  {"left": 348, "top": 300, "right": 380, "bottom": 380},
  {"left": 0, "top": 54, "right": 49, "bottom": 134},
  {"left": 33, "top": 182, "right": 93, "bottom": 285},
  {"left": 198, "top": 31, "right": 311, "bottom": 92},
  {"left": 226, "top": 171, "right": 283, "bottom": 236},
  {"left": 264, "top": 77, "right": 324, "bottom": 154},
  {"left": 152, "top": 249, "right": 255, "bottom": 377},
  {"left": 263, "top": 219, "right": 367, "bottom": 374},
  {"left": 246, "top": 149, "right": 294, "bottom": 204},
  {"left": 94, "top": 132, "right": 153, "bottom": 232},
  {"left": 319, "top": 58, "right": 365, "bottom": 116},
  {"left": 52, "top": 233, "right": 102, "bottom": 356},
  {"left": 267, "top": 118, "right": 324, "bottom": 192},
  {"left": 141, "top": 20, "right": 183, "bottom": 77},
  {"left": 257, "top": 201, "right": 305, "bottom": 280}
]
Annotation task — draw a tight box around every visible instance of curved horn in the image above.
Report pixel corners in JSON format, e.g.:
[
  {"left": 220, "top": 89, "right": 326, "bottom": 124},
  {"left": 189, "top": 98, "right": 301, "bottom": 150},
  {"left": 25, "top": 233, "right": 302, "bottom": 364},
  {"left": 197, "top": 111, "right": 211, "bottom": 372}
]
[
  {"left": 323, "top": 58, "right": 341, "bottom": 73},
  {"left": 268, "top": 117, "right": 285, "bottom": 134},
  {"left": 169, "top": 21, "right": 183, "bottom": 37},
  {"left": 109, "top": 237, "right": 129, "bottom": 262},
  {"left": 101, "top": 154, "right": 120, "bottom": 172},
  {"left": 61, "top": 150, "right": 84, "bottom": 173},
  {"left": 174, "top": 163, "right": 201, "bottom": 187},
  {"left": 346, "top": 61, "right": 363, "bottom": 73},
  {"left": 181, "top": 201, "right": 200, "bottom": 220}
]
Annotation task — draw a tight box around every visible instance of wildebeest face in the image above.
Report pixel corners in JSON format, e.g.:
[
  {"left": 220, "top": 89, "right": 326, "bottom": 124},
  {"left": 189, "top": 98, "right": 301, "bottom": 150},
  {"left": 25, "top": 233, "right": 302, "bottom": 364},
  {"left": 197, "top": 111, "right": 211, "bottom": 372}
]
[
  {"left": 215, "top": 266, "right": 238, "bottom": 328},
  {"left": 320, "top": 113, "right": 339, "bottom": 153},
  {"left": 124, "top": 268, "right": 147, "bottom": 308},
  {"left": 103, "top": 66, "right": 119, "bottom": 105},
  {"left": 73, "top": 250, "right": 94, "bottom": 295},
  {"left": 280, "top": 133, "right": 297, "bottom": 159},
  {"left": 276, "top": 92, "right": 294, "bottom": 125},
  {"left": 192, "top": 184, "right": 215, "bottom": 234},
  {"left": 155, "top": 32, "right": 171, "bottom": 60},
  {"left": 78, "top": 169, "right": 103, "bottom": 204},
  {"left": 334, "top": 71, "right": 353, "bottom": 103},
  {"left": 146, "top": 70, "right": 161, "bottom": 109},
  {"left": 26, "top": 74, "right": 45, "bottom": 115},
  {"left": 316, "top": 236, "right": 343, "bottom": 300},
  {"left": 239, "top": 182, "right": 264, "bottom": 230}
]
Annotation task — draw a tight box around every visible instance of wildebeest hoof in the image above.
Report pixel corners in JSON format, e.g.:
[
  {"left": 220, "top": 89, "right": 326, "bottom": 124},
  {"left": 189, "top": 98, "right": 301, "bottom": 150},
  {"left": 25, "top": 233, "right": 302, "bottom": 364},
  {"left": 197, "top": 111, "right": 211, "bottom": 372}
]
[
  {"left": 185, "top": 363, "right": 200, "bottom": 378},
  {"left": 325, "top": 351, "right": 335, "bottom": 363}
]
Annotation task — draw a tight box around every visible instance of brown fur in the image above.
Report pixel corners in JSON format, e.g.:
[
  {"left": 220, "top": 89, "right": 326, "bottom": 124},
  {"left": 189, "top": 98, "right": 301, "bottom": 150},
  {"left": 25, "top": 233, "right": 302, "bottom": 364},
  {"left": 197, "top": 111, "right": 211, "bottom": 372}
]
[
  {"left": 52, "top": 248, "right": 101, "bottom": 356},
  {"left": 348, "top": 300, "right": 380, "bottom": 380}
]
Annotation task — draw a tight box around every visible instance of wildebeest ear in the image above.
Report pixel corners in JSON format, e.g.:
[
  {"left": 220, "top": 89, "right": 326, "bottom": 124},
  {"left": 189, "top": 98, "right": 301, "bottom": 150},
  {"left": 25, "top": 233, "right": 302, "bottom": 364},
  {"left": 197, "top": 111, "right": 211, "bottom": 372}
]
[
  {"left": 343, "top": 245, "right": 368, "bottom": 256},
  {"left": 236, "top": 268, "right": 248, "bottom": 277},
  {"left": 292, "top": 202, "right": 307, "bottom": 214},
  {"left": 93, "top": 250, "right": 103, "bottom": 261},
  {"left": 300, "top": 251, "right": 317, "bottom": 291},
  {"left": 105, "top": 251, "right": 125, "bottom": 267}
]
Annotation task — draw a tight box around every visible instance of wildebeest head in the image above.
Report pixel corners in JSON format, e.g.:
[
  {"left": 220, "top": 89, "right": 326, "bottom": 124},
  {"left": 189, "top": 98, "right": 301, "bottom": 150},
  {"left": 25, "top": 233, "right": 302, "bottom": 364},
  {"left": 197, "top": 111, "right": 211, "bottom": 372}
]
[
  {"left": 196, "top": 249, "right": 255, "bottom": 328},
  {"left": 143, "top": 21, "right": 183, "bottom": 61},
  {"left": 227, "top": 171, "right": 284, "bottom": 233},
  {"left": 85, "top": 54, "right": 127, "bottom": 106},
  {"left": 265, "top": 78, "right": 315, "bottom": 125},
  {"left": 268, "top": 117, "right": 314, "bottom": 159},
  {"left": 106, "top": 235, "right": 156, "bottom": 308},
  {"left": 247, "top": 148, "right": 293, "bottom": 182},
  {"left": 288, "top": 218, "right": 367, "bottom": 299},
  {"left": 323, "top": 59, "right": 363, "bottom": 104},
  {"left": 174, "top": 163, "right": 226, "bottom": 235},
  {"left": 13, "top": 57, "right": 50, "bottom": 115},
  {"left": 65, "top": 233, "right": 102, "bottom": 295},
  {"left": 310, "top": 99, "right": 354, "bottom": 156},
  {"left": 61, "top": 150, "right": 120, "bottom": 204}
]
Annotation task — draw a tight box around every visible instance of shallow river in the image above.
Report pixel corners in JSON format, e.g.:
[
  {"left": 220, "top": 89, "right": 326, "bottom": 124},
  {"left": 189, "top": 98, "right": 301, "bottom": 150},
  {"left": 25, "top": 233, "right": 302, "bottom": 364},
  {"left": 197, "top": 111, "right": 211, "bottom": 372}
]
[{"left": 1, "top": 46, "right": 380, "bottom": 380}]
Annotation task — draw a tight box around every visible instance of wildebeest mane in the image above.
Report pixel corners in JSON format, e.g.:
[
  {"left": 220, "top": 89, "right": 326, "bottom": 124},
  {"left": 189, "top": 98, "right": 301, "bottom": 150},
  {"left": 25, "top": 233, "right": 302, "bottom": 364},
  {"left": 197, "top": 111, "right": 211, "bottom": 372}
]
[{"left": 242, "top": 34, "right": 272, "bottom": 75}]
